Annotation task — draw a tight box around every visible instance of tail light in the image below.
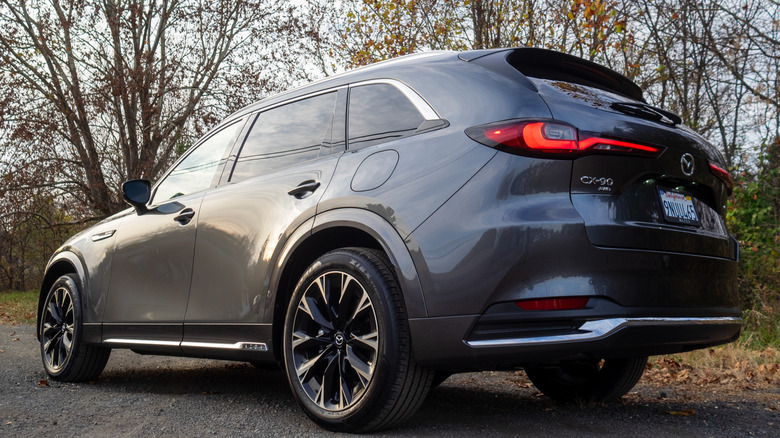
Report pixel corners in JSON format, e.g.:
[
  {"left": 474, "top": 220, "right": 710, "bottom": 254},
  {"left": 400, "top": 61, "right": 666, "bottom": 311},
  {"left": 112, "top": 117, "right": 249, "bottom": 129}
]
[
  {"left": 515, "top": 297, "right": 589, "bottom": 311},
  {"left": 466, "top": 120, "right": 663, "bottom": 158},
  {"left": 708, "top": 162, "right": 734, "bottom": 195}
]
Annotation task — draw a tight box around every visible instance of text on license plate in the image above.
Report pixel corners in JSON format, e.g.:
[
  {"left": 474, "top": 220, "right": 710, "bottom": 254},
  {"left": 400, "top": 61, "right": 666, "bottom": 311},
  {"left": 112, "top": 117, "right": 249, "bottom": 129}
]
[{"left": 658, "top": 189, "right": 701, "bottom": 226}]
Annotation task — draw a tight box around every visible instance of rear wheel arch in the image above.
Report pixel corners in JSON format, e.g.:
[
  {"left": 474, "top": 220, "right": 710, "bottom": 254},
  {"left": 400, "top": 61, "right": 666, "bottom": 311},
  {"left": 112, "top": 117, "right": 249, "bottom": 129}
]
[
  {"left": 269, "top": 209, "right": 427, "bottom": 361},
  {"left": 281, "top": 247, "right": 433, "bottom": 431}
]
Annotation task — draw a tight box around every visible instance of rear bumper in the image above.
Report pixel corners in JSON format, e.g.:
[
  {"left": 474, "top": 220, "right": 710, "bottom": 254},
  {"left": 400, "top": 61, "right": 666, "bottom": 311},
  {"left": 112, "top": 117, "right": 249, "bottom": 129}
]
[
  {"left": 406, "top": 150, "right": 741, "bottom": 370},
  {"left": 410, "top": 314, "right": 742, "bottom": 369}
]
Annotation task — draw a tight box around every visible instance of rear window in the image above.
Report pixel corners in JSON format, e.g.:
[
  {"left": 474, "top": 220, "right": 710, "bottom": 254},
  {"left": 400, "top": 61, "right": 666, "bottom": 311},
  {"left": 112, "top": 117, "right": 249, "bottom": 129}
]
[{"left": 230, "top": 92, "right": 337, "bottom": 182}]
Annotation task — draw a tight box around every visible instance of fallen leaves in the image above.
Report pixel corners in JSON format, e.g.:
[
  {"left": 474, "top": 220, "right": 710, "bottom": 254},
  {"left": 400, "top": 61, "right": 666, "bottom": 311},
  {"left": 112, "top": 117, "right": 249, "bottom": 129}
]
[
  {"left": 644, "top": 349, "right": 780, "bottom": 389},
  {"left": 667, "top": 409, "right": 697, "bottom": 416},
  {"left": 0, "top": 292, "right": 38, "bottom": 325},
  {"left": 758, "top": 363, "right": 779, "bottom": 376}
]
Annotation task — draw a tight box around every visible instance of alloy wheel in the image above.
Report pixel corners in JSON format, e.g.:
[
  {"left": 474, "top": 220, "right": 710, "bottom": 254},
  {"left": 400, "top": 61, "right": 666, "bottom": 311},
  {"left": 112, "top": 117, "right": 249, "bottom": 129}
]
[
  {"left": 291, "top": 270, "right": 379, "bottom": 411},
  {"left": 41, "top": 286, "right": 75, "bottom": 371}
]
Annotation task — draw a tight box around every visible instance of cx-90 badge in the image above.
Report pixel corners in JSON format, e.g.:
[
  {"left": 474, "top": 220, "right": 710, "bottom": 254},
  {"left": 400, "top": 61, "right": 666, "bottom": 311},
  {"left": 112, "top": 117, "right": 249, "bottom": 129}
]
[
  {"left": 580, "top": 176, "right": 614, "bottom": 186},
  {"left": 681, "top": 153, "right": 695, "bottom": 176},
  {"left": 581, "top": 176, "right": 614, "bottom": 191}
]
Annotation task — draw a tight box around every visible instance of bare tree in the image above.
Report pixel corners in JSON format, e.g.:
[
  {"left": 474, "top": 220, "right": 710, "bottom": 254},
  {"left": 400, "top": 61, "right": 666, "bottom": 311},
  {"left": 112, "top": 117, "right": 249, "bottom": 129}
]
[
  {"left": 0, "top": 0, "right": 310, "bottom": 216},
  {"left": 0, "top": 0, "right": 315, "bottom": 290},
  {"left": 628, "top": 0, "right": 777, "bottom": 168}
]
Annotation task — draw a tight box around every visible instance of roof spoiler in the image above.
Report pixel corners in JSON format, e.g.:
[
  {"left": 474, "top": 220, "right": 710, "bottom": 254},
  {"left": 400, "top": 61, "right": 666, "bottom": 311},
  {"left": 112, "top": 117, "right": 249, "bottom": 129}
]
[{"left": 461, "top": 48, "right": 645, "bottom": 103}]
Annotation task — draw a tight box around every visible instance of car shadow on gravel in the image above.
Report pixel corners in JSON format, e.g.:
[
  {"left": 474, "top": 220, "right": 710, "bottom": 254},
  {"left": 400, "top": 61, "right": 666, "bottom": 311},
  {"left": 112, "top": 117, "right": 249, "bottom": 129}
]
[
  {"left": 4, "top": 327, "right": 777, "bottom": 437},
  {"left": 90, "top": 359, "right": 778, "bottom": 437},
  {"left": 98, "top": 360, "right": 290, "bottom": 397}
]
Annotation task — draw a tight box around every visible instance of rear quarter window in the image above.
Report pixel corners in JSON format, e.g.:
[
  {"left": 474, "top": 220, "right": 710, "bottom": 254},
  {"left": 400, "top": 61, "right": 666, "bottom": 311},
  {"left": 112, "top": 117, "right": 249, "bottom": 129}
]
[{"left": 348, "top": 84, "right": 424, "bottom": 150}]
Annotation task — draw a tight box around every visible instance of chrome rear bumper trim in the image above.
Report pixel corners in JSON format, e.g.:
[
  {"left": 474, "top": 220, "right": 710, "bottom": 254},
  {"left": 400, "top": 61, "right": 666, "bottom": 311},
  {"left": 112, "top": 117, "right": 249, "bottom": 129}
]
[{"left": 465, "top": 316, "right": 743, "bottom": 348}]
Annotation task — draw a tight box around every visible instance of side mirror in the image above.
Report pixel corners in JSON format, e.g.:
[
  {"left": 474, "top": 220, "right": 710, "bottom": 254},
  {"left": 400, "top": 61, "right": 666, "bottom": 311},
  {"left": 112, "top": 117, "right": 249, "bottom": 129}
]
[{"left": 122, "top": 179, "right": 151, "bottom": 215}]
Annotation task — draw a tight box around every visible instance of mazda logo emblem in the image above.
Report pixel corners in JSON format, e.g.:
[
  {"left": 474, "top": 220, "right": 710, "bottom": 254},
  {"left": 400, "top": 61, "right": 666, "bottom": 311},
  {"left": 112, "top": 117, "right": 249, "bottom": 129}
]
[{"left": 680, "top": 153, "right": 695, "bottom": 176}]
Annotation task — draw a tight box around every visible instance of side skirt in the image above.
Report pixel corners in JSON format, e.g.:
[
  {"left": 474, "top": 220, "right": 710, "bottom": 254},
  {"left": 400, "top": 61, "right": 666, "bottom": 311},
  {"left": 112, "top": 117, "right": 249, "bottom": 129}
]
[{"left": 101, "top": 323, "right": 276, "bottom": 364}]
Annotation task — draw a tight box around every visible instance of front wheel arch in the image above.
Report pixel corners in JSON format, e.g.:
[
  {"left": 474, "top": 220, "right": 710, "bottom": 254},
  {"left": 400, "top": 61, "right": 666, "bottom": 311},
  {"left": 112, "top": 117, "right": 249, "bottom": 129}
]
[
  {"left": 39, "top": 274, "right": 110, "bottom": 382},
  {"left": 37, "top": 256, "right": 84, "bottom": 340}
]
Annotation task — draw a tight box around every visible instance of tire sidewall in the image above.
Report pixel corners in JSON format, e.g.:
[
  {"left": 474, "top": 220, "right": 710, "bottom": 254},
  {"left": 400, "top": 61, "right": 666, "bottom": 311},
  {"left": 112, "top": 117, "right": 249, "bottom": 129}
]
[
  {"left": 40, "top": 274, "right": 84, "bottom": 378},
  {"left": 282, "top": 249, "right": 402, "bottom": 427}
]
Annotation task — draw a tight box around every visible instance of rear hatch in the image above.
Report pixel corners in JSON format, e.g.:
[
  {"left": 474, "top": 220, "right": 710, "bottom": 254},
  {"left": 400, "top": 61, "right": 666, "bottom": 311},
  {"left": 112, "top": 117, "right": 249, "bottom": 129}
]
[{"left": 508, "top": 49, "right": 736, "bottom": 259}]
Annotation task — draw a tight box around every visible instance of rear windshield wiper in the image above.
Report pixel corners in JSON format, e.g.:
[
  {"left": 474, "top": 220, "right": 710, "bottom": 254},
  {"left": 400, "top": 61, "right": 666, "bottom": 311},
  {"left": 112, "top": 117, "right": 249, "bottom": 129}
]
[{"left": 611, "top": 102, "right": 681, "bottom": 126}]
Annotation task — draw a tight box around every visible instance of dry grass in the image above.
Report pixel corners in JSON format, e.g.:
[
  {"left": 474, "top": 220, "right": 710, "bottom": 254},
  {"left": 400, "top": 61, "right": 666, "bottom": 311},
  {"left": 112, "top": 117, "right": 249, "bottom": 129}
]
[{"left": 0, "top": 290, "right": 37, "bottom": 325}]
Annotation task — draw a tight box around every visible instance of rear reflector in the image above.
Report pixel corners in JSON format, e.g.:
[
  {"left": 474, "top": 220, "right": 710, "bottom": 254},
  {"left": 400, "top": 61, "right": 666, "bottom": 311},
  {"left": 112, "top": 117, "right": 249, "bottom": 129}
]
[
  {"left": 467, "top": 120, "right": 663, "bottom": 158},
  {"left": 579, "top": 136, "right": 661, "bottom": 153},
  {"left": 708, "top": 162, "right": 734, "bottom": 195},
  {"left": 515, "top": 297, "right": 589, "bottom": 311}
]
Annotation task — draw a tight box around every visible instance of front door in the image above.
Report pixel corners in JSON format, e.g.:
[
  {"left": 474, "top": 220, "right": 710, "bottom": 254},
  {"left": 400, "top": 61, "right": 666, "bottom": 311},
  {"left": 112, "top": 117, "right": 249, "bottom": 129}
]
[{"left": 102, "top": 120, "right": 244, "bottom": 345}]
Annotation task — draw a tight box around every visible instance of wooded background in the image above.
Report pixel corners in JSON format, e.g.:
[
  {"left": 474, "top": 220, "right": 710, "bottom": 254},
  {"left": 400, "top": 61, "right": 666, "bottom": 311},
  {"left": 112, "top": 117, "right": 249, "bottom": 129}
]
[{"left": 1, "top": 1, "right": 777, "bottom": 323}]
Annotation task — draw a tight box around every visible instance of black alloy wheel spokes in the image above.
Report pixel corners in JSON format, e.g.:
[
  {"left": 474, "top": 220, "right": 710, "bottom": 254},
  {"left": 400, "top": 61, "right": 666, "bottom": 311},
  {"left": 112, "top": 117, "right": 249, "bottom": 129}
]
[
  {"left": 41, "top": 287, "right": 75, "bottom": 371},
  {"left": 292, "top": 271, "right": 379, "bottom": 411}
]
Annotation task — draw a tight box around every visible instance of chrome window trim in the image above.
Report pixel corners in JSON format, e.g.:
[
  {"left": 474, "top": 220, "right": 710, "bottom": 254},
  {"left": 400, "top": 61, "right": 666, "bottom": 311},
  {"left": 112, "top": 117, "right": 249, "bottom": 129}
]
[
  {"left": 348, "top": 79, "right": 440, "bottom": 120},
  {"left": 243, "top": 86, "right": 346, "bottom": 119},
  {"left": 465, "top": 316, "right": 743, "bottom": 348}
]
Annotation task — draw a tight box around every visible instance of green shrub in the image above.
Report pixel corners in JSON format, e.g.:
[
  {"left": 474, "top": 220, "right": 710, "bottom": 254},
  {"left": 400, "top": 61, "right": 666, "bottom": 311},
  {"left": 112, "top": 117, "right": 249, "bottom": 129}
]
[{"left": 727, "top": 150, "right": 780, "bottom": 349}]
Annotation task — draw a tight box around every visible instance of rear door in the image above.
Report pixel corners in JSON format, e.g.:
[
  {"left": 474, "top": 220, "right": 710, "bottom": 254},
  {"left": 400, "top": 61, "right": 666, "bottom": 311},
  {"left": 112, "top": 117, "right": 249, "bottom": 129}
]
[{"left": 181, "top": 89, "right": 345, "bottom": 352}]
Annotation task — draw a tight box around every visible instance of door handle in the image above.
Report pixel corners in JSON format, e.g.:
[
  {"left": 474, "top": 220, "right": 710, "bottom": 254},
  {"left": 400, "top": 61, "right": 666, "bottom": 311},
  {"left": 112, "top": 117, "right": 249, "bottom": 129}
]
[
  {"left": 288, "top": 180, "right": 321, "bottom": 199},
  {"left": 174, "top": 208, "right": 196, "bottom": 225}
]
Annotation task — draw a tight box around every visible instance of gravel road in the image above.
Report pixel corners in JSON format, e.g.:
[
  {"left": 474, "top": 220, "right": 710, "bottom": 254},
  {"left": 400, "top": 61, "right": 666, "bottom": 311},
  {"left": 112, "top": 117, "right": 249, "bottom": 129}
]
[{"left": 2, "top": 323, "right": 777, "bottom": 437}]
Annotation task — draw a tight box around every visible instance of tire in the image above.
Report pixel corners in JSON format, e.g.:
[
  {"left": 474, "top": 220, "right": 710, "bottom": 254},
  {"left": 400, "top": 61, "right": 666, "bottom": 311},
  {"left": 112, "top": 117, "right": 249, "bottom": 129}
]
[
  {"left": 525, "top": 356, "right": 648, "bottom": 403},
  {"left": 282, "top": 248, "right": 433, "bottom": 432},
  {"left": 39, "top": 274, "right": 110, "bottom": 382}
]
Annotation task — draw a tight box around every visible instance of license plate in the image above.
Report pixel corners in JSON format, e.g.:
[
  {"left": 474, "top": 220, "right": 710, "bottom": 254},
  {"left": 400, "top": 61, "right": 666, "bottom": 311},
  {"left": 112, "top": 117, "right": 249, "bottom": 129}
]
[{"left": 658, "top": 188, "right": 701, "bottom": 226}]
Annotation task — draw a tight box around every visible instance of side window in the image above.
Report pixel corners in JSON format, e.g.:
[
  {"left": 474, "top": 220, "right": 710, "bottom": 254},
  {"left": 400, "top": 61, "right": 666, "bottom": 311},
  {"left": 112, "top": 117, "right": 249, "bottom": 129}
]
[
  {"left": 230, "top": 92, "right": 337, "bottom": 182},
  {"left": 348, "top": 84, "right": 424, "bottom": 150},
  {"left": 152, "top": 122, "right": 240, "bottom": 203}
]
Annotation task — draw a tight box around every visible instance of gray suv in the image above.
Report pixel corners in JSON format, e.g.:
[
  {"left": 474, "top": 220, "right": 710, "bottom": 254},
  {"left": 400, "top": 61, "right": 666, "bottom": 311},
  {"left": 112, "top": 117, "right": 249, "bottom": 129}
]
[{"left": 38, "top": 48, "right": 741, "bottom": 432}]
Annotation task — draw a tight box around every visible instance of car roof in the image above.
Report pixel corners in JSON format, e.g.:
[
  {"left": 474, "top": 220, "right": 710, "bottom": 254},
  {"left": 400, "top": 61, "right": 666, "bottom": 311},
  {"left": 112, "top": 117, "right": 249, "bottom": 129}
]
[
  {"left": 221, "top": 47, "right": 644, "bottom": 126},
  {"left": 226, "top": 51, "right": 460, "bottom": 121}
]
